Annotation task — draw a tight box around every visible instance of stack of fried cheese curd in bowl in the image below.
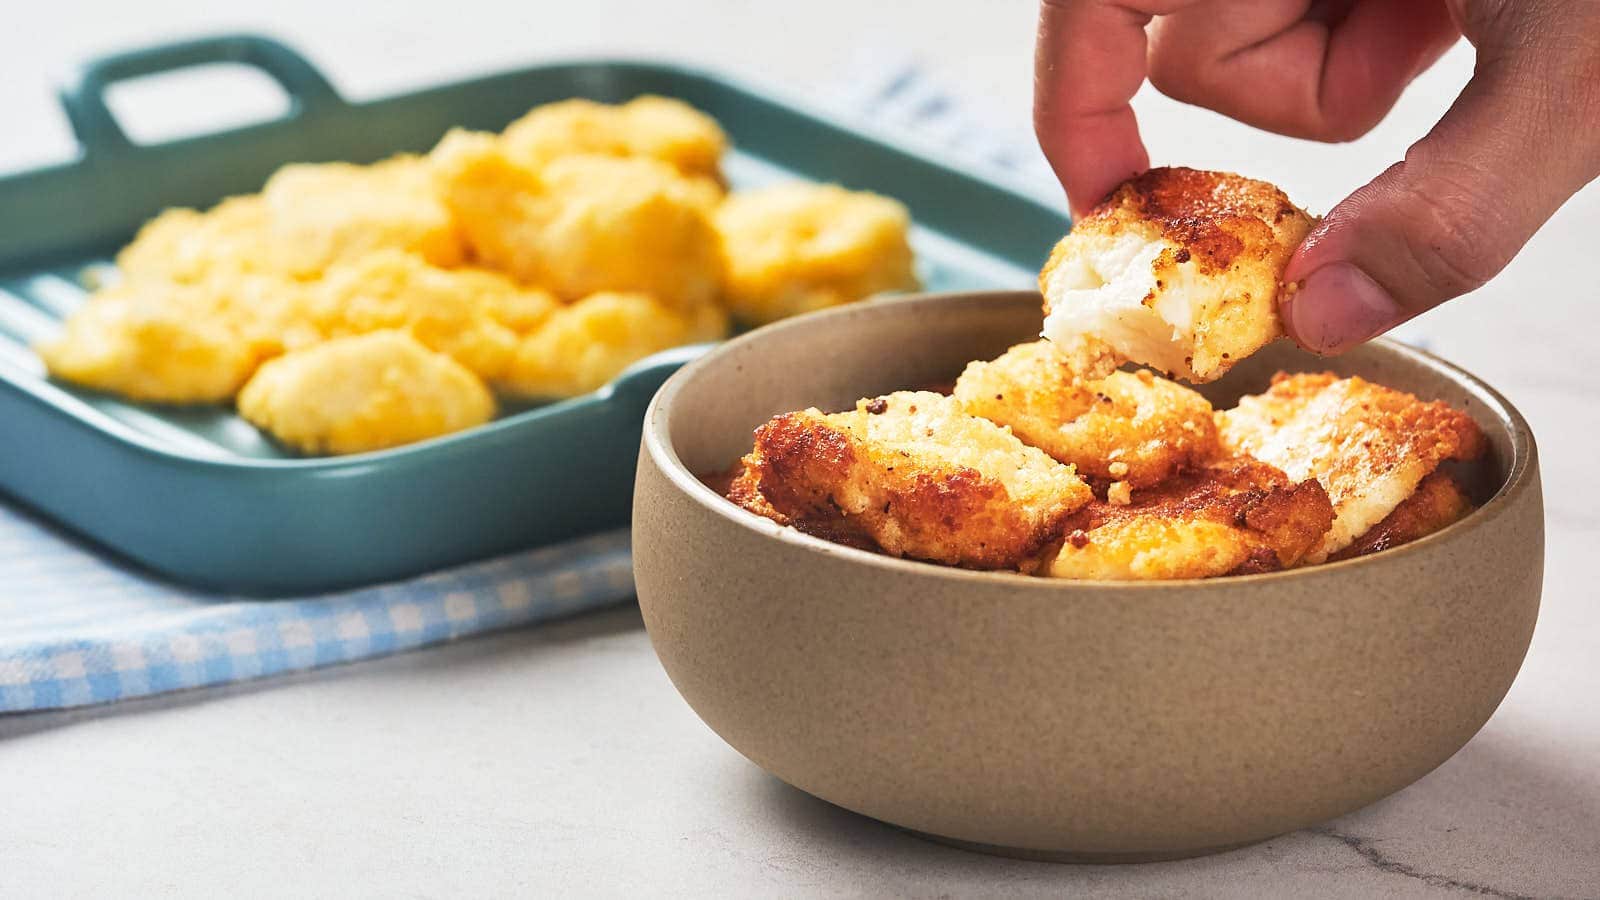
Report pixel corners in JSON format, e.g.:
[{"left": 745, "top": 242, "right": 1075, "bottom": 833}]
[
  {"left": 36, "top": 96, "right": 918, "bottom": 456},
  {"left": 632, "top": 168, "right": 1541, "bottom": 860},
  {"left": 727, "top": 168, "right": 1487, "bottom": 579}
]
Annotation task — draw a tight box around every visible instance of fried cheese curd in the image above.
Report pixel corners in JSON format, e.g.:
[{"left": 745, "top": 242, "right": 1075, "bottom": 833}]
[
  {"left": 1217, "top": 373, "right": 1484, "bottom": 562},
  {"left": 1327, "top": 471, "right": 1472, "bottom": 562},
  {"left": 1044, "top": 457, "right": 1334, "bottom": 580},
  {"left": 724, "top": 351, "right": 1482, "bottom": 578},
  {"left": 500, "top": 291, "right": 728, "bottom": 399},
  {"left": 1040, "top": 168, "right": 1314, "bottom": 382},
  {"left": 713, "top": 183, "right": 918, "bottom": 326},
  {"left": 237, "top": 331, "right": 494, "bottom": 455},
  {"left": 730, "top": 391, "right": 1091, "bottom": 569},
  {"left": 952, "top": 339, "right": 1217, "bottom": 489},
  {"left": 500, "top": 95, "right": 727, "bottom": 182},
  {"left": 36, "top": 276, "right": 312, "bottom": 404},
  {"left": 305, "top": 250, "right": 557, "bottom": 382},
  {"left": 260, "top": 155, "right": 466, "bottom": 276},
  {"left": 430, "top": 130, "right": 722, "bottom": 309}
]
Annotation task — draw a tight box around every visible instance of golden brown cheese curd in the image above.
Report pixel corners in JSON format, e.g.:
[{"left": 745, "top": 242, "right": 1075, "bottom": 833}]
[
  {"left": 1217, "top": 372, "right": 1484, "bottom": 562},
  {"left": 733, "top": 391, "right": 1091, "bottom": 569},
  {"left": 713, "top": 183, "right": 917, "bottom": 326},
  {"left": 237, "top": 331, "right": 494, "bottom": 455},
  {"left": 305, "top": 250, "right": 557, "bottom": 382},
  {"left": 115, "top": 155, "right": 465, "bottom": 286},
  {"left": 1327, "top": 471, "right": 1472, "bottom": 562},
  {"left": 953, "top": 340, "right": 1217, "bottom": 488},
  {"left": 500, "top": 95, "right": 727, "bottom": 182},
  {"left": 431, "top": 131, "right": 722, "bottom": 309},
  {"left": 1045, "top": 457, "right": 1335, "bottom": 580},
  {"left": 114, "top": 195, "right": 275, "bottom": 284},
  {"left": 498, "top": 292, "right": 728, "bottom": 399},
  {"left": 1040, "top": 168, "right": 1314, "bottom": 382},
  {"left": 56, "top": 95, "right": 929, "bottom": 456},
  {"left": 261, "top": 155, "right": 466, "bottom": 277},
  {"left": 37, "top": 276, "right": 310, "bottom": 404}
]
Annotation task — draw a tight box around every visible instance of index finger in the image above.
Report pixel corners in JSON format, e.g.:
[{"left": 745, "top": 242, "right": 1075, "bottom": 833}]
[{"left": 1034, "top": 1, "right": 1191, "bottom": 215}]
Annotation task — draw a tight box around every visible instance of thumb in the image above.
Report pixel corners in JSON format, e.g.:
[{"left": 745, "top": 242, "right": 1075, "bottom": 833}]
[{"left": 1281, "top": 25, "right": 1600, "bottom": 355}]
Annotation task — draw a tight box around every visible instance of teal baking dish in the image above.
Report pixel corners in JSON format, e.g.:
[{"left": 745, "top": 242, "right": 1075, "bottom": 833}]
[{"left": 0, "top": 34, "right": 1069, "bottom": 595}]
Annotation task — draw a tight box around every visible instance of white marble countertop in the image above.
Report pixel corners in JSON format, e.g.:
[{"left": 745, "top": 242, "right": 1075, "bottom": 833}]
[{"left": 3, "top": 2, "right": 1598, "bottom": 896}]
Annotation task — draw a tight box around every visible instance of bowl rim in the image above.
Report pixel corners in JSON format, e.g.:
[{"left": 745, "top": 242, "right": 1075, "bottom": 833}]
[{"left": 642, "top": 290, "right": 1539, "bottom": 591}]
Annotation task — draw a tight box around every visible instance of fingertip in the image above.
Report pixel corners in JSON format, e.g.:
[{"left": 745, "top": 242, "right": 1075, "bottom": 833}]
[
  {"left": 1280, "top": 261, "right": 1408, "bottom": 355},
  {"left": 1042, "top": 120, "right": 1149, "bottom": 219},
  {"left": 1032, "top": 0, "right": 1154, "bottom": 222},
  {"left": 1049, "top": 157, "right": 1143, "bottom": 221}
]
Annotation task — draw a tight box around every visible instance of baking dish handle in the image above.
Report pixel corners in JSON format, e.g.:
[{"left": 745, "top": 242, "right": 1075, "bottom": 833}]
[{"left": 58, "top": 34, "right": 345, "bottom": 158}]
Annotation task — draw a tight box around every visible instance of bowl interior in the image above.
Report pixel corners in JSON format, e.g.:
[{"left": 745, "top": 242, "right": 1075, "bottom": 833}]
[{"left": 663, "top": 291, "right": 1516, "bottom": 510}]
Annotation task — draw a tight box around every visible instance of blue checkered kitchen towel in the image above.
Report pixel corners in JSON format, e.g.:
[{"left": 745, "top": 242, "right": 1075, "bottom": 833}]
[
  {"left": 0, "top": 59, "right": 1041, "bottom": 713},
  {"left": 0, "top": 504, "right": 635, "bottom": 712}
]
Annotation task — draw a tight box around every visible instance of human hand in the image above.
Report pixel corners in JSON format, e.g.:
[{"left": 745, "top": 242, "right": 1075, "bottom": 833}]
[{"left": 1034, "top": 0, "right": 1600, "bottom": 354}]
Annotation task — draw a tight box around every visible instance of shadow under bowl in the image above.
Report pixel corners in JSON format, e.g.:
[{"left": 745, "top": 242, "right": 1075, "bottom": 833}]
[{"left": 632, "top": 291, "right": 1543, "bottom": 862}]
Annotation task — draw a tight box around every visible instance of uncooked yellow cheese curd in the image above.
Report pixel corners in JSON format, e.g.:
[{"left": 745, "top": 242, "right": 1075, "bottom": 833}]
[
  {"left": 431, "top": 131, "right": 722, "bottom": 309},
  {"left": 114, "top": 195, "right": 275, "bottom": 284},
  {"left": 237, "top": 331, "right": 495, "bottom": 456},
  {"left": 499, "top": 292, "right": 728, "bottom": 399},
  {"left": 36, "top": 276, "right": 307, "bottom": 404},
  {"left": 713, "top": 182, "right": 918, "bottom": 326},
  {"left": 261, "top": 155, "right": 466, "bottom": 277},
  {"left": 500, "top": 95, "right": 727, "bottom": 182},
  {"left": 306, "top": 250, "right": 558, "bottom": 381}
]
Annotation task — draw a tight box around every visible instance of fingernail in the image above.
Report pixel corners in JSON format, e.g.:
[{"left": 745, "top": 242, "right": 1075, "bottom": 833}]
[{"left": 1281, "top": 262, "right": 1406, "bottom": 355}]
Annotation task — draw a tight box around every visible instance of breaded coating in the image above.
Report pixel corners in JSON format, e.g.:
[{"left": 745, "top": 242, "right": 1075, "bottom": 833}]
[
  {"left": 713, "top": 183, "right": 918, "bottom": 326},
  {"left": 498, "top": 292, "right": 728, "bottom": 399},
  {"left": 306, "top": 250, "right": 557, "bottom": 381},
  {"left": 726, "top": 459, "right": 781, "bottom": 521},
  {"left": 431, "top": 131, "right": 722, "bottom": 308},
  {"left": 261, "top": 155, "right": 466, "bottom": 277},
  {"left": 115, "top": 195, "right": 275, "bottom": 283},
  {"left": 1046, "top": 457, "right": 1334, "bottom": 580},
  {"left": 1040, "top": 167, "right": 1314, "bottom": 382},
  {"left": 500, "top": 96, "right": 727, "bottom": 182},
  {"left": 1328, "top": 472, "right": 1472, "bottom": 562},
  {"left": 36, "top": 276, "right": 309, "bottom": 404},
  {"left": 732, "top": 391, "right": 1092, "bottom": 569},
  {"left": 953, "top": 340, "right": 1217, "bottom": 488},
  {"left": 237, "top": 331, "right": 495, "bottom": 455},
  {"left": 1217, "top": 372, "right": 1485, "bottom": 561}
]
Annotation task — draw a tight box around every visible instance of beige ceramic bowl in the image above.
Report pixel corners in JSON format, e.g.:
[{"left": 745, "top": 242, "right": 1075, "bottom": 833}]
[{"left": 633, "top": 291, "right": 1542, "bottom": 862}]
